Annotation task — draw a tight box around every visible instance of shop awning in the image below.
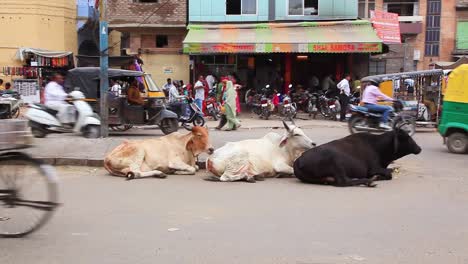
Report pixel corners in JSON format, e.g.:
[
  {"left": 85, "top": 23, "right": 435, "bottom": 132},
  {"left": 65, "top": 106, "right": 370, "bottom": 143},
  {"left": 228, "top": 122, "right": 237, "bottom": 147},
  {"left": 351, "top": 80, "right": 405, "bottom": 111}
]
[
  {"left": 16, "top": 47, "right": 73, "bottom": 61},
  {"left": 183, "top": 21, "right": 383, "bottom": 54}
]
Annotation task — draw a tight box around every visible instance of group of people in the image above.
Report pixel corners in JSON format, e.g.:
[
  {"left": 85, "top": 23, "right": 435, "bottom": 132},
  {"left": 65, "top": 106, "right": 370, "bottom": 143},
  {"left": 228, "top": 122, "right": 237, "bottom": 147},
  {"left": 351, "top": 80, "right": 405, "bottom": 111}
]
[
  {"left": 162, "top": 74, "right": 242, "bottom": 131},
  {"left": 0, "top": 79, "right": 12, "bottom": 91}
]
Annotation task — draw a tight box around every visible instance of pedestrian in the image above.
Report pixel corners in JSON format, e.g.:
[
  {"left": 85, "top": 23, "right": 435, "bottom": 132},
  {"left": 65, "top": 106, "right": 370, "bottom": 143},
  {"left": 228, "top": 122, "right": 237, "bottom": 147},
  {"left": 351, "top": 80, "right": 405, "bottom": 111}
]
[
  {"left": 337, "top": 73, "right": 351, "bottom": 122},
  {"left": 216, "top": 81, "right": 241, "bottom": 131},
  {"left": 110, "top": 79, "right": 121, "bottom": 97},
  {"left": 321, "top": 74, "right": 336, "bottom": 92},
  {"left": 0, "top": 79, "right": 4, "bottom": 90},
  {"left": 205, "top": 74, "right": 216, "bottom": 93},
  {"left": 308, "top": 75, "right": 320, "bottom": 92},
  {"left": 194, "top": 75, "right": 205, "bottom": 111}
]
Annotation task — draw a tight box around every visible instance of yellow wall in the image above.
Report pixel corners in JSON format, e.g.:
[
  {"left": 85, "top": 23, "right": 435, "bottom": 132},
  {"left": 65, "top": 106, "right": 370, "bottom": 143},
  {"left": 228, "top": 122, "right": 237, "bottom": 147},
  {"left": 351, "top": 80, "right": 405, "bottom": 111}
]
[
  {"left": 141, "top": 53, "right": 190, "bottom": 87},
  {"left": 0, "top": 0, "right": 77, "bottom": 81}
]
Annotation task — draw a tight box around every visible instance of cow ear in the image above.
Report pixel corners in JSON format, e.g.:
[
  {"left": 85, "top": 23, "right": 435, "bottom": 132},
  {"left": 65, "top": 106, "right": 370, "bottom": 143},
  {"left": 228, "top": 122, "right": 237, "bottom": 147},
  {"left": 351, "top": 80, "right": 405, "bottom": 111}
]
[
  {"left": 186, "top": 139, "right": 194, "bottom": 151},
  {"left": 279, "top": 136, "right": 288, "bottom": 147},
  {"left": 283, "top": 121, "right": 291, "bottom": 132}
]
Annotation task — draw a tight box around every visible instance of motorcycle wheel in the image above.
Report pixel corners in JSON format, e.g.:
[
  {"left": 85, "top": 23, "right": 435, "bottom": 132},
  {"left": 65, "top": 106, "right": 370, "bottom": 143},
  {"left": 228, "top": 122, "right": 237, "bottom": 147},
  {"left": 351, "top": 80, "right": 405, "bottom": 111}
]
[
  {"left": 348, "top": 115, "right": 367, "bottom": 134},
  {"left": 193, "top": 115, "right": 205, "bottom": 127},
  {"left": 394, "top": 119, "right": 416, "bottom": 137},
  {"left": 160, "top": 118, "right": 179, "bottom": 135},
  {"left": 263, "top": 109, "right": 270, "bottom": 120},
  {"left": 83, "top": 125, "right": 101, "bottom": 138},
  {"left": 209, "top": 109, "right": 218, "bottom": 121},
  {"left": 319, "top": 102, "right": 331, "bottom": 118}
]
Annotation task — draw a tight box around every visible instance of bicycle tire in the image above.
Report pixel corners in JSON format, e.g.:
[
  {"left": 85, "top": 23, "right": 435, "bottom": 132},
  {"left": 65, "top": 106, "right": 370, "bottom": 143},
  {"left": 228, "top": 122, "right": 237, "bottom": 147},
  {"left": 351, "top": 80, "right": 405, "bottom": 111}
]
[{"left": 0, "top": 152, "right": 58, "bottom": 238}]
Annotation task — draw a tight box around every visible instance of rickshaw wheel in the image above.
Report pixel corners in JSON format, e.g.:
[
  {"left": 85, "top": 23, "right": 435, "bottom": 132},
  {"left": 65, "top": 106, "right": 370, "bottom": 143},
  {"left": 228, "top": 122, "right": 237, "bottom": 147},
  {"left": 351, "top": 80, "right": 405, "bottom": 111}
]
[
  {"left": 160, "top": 118, "right": 178, "bottom": 135},
  {"left": 447, "top": 132, "right": 468, "bottom": 154}
]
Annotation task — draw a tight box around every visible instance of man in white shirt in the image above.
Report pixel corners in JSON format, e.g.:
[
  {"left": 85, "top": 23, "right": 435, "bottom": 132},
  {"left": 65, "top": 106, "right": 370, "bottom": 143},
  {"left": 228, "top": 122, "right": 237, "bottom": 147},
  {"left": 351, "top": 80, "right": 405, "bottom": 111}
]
[
  {"left": 168, "top": 83, "right": 189, "bottom": 120},
  {"left": 337, "top": 73, "right": 351, "bottom": 122},
  {"left": 44, "top": 73, "right": 74, "bottom": 124},
  {"left": 163, "top": 78, "right": 176, "bottom": 97},
  {"left": 194, "top": 75, "right": 205, "bottom": 111},
  {"left": 110, "top": 79, "right": 121, "bottom": 97}
]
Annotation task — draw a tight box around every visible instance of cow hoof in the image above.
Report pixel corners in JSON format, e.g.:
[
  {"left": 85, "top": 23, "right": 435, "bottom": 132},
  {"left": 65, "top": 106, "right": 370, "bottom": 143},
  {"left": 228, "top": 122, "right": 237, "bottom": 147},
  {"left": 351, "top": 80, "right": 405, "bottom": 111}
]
[
  {"left": 155, "top": 173, "right": 167, "bottom": 179},
  {"left": 126, "top": 172, "right": 136, "bottom": 181},
  {"left": 246, "top": 177, "right": 256, "bottom": 183},
  {"left": 254, "top": 175, "right": 265, "bottom": 181},
  {"left": 367, "top": 176, "right": 378, "bottom": 188},
  {"left": 204, "top": 175, "right": 221, "bottom": 182}
]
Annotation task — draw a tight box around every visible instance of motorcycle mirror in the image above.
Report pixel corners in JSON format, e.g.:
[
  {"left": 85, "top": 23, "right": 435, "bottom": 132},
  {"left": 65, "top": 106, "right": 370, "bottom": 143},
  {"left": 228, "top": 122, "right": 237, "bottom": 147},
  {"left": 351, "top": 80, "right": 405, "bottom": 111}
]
[
  {"left": 288, "top": 84, "right": 293, "bottom": 88},
  {"left": 266, "top": 85, "right": 270, "bottom": 88}
]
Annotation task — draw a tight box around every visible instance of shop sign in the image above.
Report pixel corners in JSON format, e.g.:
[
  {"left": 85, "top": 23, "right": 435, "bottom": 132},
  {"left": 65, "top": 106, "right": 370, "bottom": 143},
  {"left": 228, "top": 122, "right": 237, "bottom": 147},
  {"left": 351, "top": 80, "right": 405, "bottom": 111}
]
[
  {"left": 163, "top": 67, "right": 173, "bottom": 74},
  {"left": 184, "top": 43, "right": 255, "bottom": 53},
  {"left": 370, "top": 10, "right": 402, "bottom": 44},
  {"left": 309, "top": 43, "right": 382, "bottom": 53}
]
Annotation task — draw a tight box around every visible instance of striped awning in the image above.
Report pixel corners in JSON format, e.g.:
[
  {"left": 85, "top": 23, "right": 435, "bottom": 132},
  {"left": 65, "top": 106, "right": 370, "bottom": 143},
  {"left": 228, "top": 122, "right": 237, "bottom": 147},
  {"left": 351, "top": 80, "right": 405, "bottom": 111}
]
[{"left": 183, "top": 21, "right": 383, "bottom": 54}]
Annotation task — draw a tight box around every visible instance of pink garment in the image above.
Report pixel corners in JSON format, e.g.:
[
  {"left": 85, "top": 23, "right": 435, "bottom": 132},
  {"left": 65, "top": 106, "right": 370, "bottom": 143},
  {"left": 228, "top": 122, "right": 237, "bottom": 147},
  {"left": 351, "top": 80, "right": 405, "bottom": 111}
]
[
  {"left": 362, "top": 85, "right": 393, "bottom": 105},
  {"left": 235, "top": 90, "right": 241, "bottom": 113}
]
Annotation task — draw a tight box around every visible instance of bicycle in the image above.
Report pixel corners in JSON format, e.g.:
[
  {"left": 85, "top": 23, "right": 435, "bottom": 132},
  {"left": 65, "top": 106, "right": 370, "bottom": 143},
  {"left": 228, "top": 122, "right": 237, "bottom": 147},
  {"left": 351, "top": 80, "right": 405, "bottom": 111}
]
[{"left": 0, "top": 120, "right": 59, "bottom": 238}]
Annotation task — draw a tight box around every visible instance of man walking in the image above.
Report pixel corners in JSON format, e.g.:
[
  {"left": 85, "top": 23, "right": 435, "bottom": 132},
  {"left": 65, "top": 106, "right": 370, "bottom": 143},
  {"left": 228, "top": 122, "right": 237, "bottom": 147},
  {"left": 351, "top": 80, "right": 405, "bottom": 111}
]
[
  {"left": 337, "top": 73, "right": 351, "bottom": 122},
  {"left": 194, "top": 75, "right": 205, "bottom": 111}
]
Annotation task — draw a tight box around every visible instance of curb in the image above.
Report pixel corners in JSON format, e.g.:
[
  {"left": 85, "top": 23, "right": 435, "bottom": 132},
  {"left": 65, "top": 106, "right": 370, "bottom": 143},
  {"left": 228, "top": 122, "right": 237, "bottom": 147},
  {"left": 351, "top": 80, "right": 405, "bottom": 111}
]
[{"left": 37, "top": 157, "right": 207, "bottom": 169}]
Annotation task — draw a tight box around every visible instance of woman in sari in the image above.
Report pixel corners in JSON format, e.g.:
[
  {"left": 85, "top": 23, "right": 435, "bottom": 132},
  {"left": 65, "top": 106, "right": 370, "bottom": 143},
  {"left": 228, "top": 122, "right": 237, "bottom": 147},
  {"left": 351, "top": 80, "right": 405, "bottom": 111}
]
[{"left": 216, "top": 81, "right": 241, "bottom": 131}]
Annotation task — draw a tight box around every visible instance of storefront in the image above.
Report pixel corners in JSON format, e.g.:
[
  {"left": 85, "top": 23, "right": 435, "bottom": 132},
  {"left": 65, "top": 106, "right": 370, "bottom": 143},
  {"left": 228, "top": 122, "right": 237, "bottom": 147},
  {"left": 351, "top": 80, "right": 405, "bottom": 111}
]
[
  {"left": 184, "top": 21, "right": 382, "bottom": 97},
  {"left": 1, "top": 48, "right": 75, "bottom": 104}
]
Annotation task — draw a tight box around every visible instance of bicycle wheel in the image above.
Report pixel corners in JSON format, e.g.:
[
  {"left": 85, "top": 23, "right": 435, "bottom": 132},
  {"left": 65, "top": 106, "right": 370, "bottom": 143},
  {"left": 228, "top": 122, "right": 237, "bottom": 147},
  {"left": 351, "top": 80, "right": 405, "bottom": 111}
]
[{"left": 0, "top": 152, "right": 58, "bottom": 238}]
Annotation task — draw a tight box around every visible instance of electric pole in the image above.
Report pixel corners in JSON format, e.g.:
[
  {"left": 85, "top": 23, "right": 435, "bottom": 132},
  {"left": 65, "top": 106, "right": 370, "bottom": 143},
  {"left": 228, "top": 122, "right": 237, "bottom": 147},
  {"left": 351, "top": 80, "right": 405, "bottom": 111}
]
[
  {"left": 99, "top": 0, "right": 109, "bottom": 137},
  {"left": 365, "top": 0, "right": 369, "bottom": 18}
]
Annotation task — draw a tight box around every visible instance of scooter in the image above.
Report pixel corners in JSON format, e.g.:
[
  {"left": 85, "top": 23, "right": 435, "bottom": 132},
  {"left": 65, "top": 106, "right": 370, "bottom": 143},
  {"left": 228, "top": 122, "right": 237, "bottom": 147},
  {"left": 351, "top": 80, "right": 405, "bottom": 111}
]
[
  {"left": 26, "top": 91, "right": 101, "bottom": 138},
  {"left": 167, "top": 96, "right": 205, "bottom": 129}
]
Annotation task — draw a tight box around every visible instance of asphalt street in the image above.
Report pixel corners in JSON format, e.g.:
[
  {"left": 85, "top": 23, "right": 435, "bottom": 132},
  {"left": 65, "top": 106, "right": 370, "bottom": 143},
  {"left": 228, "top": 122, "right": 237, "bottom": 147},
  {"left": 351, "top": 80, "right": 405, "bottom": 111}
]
[{"left": 1, "top": 126, "right": 468, "bottom": 264}]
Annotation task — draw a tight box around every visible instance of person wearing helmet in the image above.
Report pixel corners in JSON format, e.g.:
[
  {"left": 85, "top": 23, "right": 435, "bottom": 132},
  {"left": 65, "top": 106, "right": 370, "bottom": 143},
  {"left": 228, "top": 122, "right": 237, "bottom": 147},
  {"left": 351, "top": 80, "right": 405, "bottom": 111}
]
[{"left": 361, "top": 78, "right": 394, "bottom": 130}]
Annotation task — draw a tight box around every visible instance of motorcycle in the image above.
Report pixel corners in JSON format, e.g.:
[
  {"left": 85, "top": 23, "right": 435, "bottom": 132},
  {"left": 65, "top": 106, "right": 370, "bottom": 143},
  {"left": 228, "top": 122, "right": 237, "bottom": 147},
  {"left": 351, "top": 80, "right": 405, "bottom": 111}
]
[
  {"left": 317, "top": 89, "right": 341, "bottom": 120},
  {"left": 257, "top": 85, "right": 274, "bottom": 120},
  {"left": 205, "top": 90, "right": 221, "bottom": 121},
  {"left": 167, "top": 96, "right": 205, "bottom": 129},
  {"left": 26, "top": 91, "right": 101, "bottom": 138},
  {"left": 305, "top": 91, "right": 319, "bottom": 119},
  {"left": 0, "top": 91, "right": 22, "bottom": 119},
  {"left": 348, "top": 100, "right": 416, "bottom": 136},
  {"left": 281, "top": 85, "right": 297, "bottom": 120}
]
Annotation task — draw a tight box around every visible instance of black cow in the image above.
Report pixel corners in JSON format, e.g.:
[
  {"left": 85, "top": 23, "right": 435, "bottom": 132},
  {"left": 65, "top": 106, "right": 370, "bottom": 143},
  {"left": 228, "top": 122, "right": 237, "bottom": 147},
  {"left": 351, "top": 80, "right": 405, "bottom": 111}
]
[{"left": 293, "top": 129, "right": 422, "bottom": 187}]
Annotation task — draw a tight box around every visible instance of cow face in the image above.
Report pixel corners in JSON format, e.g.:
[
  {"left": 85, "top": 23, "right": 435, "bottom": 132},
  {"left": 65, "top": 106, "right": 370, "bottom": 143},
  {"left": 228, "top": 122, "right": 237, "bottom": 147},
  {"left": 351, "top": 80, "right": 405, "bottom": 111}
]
[
  {"left": 394, "top": 129, "right": 422, "bottom": 157},
  {"left": 280, "top": 121, "right": 316, "bottom": 152},
  {"left": 186, "top": 126, "right": 214, "bottom": 156}
]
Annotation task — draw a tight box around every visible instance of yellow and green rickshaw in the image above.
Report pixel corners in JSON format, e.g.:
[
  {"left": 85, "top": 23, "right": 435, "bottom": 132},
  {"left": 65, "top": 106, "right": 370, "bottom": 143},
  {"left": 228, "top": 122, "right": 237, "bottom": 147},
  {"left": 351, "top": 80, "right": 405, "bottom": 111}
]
[{"left": 439, "top": 64, "right": 468, "bottom": 154}]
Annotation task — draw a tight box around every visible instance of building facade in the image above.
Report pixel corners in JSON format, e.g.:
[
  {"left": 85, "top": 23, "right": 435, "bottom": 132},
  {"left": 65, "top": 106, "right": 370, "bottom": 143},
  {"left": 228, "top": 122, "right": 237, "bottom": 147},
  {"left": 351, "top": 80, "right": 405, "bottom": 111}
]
[
  {"left": 185, "top": 0, "right": 381, "bottom": 94},
  {"left": 0, "top": 0, "right": 77, "bottom": 81},
  {"left": 107, "top": 0, "right": 189, "bottom": 86},
  {"left": 367, "top": 0, "right": 459, "bottom": 73}
]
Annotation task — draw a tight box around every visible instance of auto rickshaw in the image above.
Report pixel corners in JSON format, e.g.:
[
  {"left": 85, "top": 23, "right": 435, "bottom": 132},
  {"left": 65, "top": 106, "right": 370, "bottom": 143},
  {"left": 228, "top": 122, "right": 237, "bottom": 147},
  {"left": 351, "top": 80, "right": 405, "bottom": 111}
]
[
  {"left": 64, "top": 67, "right": 179, "bottom": 135},
  {"left": 361, "top": 69, "right": 445, "bottom": 127},
  {"left": 439, "top": 64, "right": 468, "bottom": 154}
]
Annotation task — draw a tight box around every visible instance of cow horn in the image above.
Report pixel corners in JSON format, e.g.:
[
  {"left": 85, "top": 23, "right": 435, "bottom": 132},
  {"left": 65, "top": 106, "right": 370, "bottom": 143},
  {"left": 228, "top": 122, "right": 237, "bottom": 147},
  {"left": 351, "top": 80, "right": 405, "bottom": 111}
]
[{"left": 282, "top": 120, "right": 291, "bottom": 132}]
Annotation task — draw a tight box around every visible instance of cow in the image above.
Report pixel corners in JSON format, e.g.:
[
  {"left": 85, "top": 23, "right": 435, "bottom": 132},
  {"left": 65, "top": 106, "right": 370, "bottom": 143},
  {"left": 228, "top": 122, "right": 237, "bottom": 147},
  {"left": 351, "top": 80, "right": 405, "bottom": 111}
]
[
  {"left": 293, "top": 128, "right": 422, "bottom": 187},
  {"left": 104, "top": 126, "right": 214, "bottom": 179},
  {"left": 206, "top": 121, "right": 316, "bottom": 183}
]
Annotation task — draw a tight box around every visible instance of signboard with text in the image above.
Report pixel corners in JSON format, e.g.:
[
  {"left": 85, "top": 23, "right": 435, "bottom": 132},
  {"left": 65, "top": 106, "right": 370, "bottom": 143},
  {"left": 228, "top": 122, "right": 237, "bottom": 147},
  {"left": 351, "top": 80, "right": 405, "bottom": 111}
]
[{"left": 370, "top": 10, "right": 402, "bottom": 44}]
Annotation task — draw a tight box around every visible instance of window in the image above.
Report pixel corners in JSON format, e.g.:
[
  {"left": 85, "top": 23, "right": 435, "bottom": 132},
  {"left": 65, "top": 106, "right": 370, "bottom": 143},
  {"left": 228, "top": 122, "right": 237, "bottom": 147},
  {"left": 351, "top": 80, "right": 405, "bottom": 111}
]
[
  {"left": 456, "top": 21, "right": 468, "bottom": 50},
  {"left": 383, "top": 0, "right": 418, "bottom": 16},
  {"left": 358, "top": 0, "right": 375, "bottom": 18},
  {"left": 425, "top": 0, "right": 441, "bottom": 56},
  {"left": 289, "top": 0, "right": 319, "bottom": 16},
  {"left": 156, "top": 35, "right": 168, "bottom": 48},
  {"left": 133, "top": 0, "right": 158, "bottom": 3},
  {"left": 369, "top": 60, "right": 386, "bottom": 75},
  {"left": 226, "top": 0, "right": 256, "bottom": 15}
]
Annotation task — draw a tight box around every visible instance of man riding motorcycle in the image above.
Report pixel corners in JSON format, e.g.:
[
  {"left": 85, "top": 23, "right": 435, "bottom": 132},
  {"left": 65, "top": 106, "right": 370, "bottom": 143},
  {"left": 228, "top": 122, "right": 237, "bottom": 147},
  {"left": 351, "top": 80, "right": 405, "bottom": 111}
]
[
  {"left": 168, "top": 83, "right": 189, "bottom": 120},
  {"left": 361, "top": 78, "right": 394, "bottom": 130},
  {"left": 44, "top": 73, "right": 75, "bottom": 126}
]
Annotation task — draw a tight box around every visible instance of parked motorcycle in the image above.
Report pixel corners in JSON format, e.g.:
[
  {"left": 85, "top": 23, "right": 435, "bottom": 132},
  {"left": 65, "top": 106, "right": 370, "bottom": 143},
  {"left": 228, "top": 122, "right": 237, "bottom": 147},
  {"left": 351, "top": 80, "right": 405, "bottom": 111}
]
[
  {"left": 281, "top": 84, "right": 297, "bottom": 120},
  {"left": 0, "top": 91, "right": 22, "bottom": 119},
  {"left": 305, "top": 91, "right": 319, "bottom": 119},
  {"left": 348, "top": 100, "right": 416, "bottom": 136},
  {"left": 205, "top": 90, "right": 221, "bottom": 121},
  {"left": 317, "top": 90, "right": 341, "bottom": 120},
  {"left": 26, "top": 91, "right": 101, "bottom": 138},
  {"left": 167, "top": 96, "right": 205, "bottom": 129},
  {"left": 258, "top": 85, "right": 274, "bottom": 120}
]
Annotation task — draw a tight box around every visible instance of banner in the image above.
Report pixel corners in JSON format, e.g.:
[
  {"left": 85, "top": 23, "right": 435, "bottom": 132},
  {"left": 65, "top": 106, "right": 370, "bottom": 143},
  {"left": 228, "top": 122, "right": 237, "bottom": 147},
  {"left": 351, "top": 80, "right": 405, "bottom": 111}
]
[{"left": 370, "top": 10, "right": 402, "bottom": 44}]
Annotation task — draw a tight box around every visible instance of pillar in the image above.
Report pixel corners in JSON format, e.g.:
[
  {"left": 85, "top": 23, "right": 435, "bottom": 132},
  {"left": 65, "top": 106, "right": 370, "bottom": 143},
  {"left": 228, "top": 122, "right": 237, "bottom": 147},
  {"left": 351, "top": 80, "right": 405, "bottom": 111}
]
[{"left": 284, "top": 53, "right": 292, "bottom": 94}]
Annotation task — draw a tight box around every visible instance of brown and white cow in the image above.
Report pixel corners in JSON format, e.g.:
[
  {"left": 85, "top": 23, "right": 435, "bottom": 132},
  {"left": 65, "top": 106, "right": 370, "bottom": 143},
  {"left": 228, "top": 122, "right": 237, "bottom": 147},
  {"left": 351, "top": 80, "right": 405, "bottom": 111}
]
[{"left": 104, "top": 126, "right": 214, "bottom": 179}]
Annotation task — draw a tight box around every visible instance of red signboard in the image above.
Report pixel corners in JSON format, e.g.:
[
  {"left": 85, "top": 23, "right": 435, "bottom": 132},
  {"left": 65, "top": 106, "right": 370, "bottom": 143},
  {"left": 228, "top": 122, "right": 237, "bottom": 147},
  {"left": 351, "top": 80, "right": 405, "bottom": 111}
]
[{"left": 370, "top": 10, "right": 402, "bottom": 44}]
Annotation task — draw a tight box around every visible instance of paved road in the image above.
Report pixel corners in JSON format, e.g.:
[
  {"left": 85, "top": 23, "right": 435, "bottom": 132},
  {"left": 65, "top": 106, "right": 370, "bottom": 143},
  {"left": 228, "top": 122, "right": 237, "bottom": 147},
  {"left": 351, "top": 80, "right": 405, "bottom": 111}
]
[{"left": 2, "top": 126, "right": 468, "bottom": 264}]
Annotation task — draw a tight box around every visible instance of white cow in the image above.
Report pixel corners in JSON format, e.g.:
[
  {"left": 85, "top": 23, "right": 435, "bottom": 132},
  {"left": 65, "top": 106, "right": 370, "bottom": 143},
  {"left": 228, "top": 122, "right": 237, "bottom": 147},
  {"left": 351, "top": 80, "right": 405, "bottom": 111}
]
[{"left": 206, "top": 121, "right": 316, "bottom": 182}]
